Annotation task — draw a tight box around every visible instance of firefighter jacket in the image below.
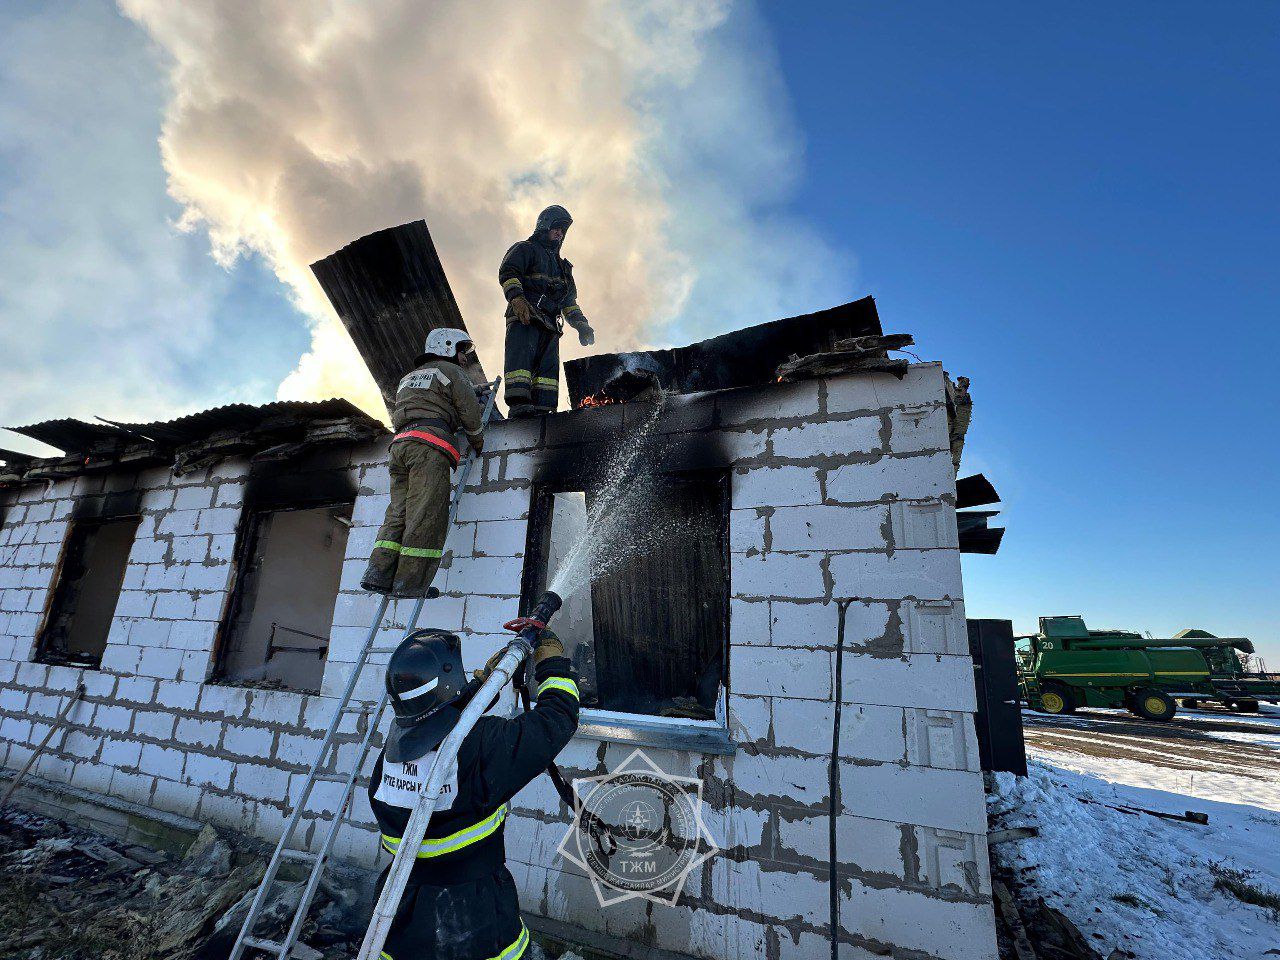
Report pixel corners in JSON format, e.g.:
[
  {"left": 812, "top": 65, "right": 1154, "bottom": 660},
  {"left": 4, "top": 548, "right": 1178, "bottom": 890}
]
[
  {"left": 498, "top": 223, "right": 588, "bottom": 336},
  {"left": 391, "top": 359, "right": 485, "bottom": 464},
  {"left": 368, "top": 656, "right": 581, "bottom": 960}
]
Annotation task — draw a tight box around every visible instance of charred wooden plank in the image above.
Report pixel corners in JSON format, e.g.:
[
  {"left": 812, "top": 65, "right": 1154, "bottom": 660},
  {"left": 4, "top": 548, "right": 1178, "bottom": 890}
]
[{"left": 776, "top": 353, "right": 909, "bottom": 381}]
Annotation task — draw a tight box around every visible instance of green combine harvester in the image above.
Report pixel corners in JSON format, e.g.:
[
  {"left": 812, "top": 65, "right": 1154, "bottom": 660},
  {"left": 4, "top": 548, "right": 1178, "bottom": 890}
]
[{"left": 1015, "top": 616, "right": 1280, "bottom": 721}]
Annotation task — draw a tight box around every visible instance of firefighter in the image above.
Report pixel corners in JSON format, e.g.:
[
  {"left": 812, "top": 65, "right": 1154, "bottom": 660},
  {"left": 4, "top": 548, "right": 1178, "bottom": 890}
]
[
  {"left": 499, "top": 204, "right": 595, "bottom": 416},
  {"left": 369, "top": 627, "right": 579, "bottom": 960},
  {"left": 361, "top": 328, "right": 486, "bottom": 598},
  {"left": 946, "top": 375, "right": 972, "bottom": 474}
]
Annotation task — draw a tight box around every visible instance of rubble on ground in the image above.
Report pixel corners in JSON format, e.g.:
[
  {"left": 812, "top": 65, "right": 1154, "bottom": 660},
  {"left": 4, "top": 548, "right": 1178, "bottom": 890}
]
[{"left": 0, "top": 809, "right": 359, "bottom": 960}]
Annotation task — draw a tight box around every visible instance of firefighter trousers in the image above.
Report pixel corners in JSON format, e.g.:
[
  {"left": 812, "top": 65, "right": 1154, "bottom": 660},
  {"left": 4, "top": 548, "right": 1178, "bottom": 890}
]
[
  {"left": 503, "top": 321, "right": 559, "bottom": 413},
  {"left": 363, "top": 440, "right": 454, "bottom": 597}
]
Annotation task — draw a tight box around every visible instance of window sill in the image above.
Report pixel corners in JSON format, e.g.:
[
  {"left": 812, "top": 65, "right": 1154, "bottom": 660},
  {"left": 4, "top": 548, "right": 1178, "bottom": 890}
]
[{"left": 575, "top": 709, "right": 736, "bottom": 756}]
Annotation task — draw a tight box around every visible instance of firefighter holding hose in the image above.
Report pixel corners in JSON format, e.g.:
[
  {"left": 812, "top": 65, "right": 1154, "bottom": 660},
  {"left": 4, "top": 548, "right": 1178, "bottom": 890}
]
[
  {"left": 361, "top": 328, "right": 487, "bottom": 598},
  {"left": 499, "top": 204, "right": 596, "bottom": 417},
  {"left": 368, "top": 626, "right": 579, "bottom": 960}
]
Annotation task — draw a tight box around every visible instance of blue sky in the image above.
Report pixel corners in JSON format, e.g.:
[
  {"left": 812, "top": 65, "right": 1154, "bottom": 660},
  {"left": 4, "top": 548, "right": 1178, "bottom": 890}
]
[
  {"left": 760, "top": 2, "right": 1280, "bottom": 657},
  {"left": 1, "top": 1, "right": 1276, "bottom": 658}
]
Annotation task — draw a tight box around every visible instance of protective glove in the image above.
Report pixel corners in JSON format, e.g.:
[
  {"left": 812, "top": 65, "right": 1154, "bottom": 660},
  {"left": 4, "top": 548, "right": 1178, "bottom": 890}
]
[
  {"left": 468, "top": 433, "right": 484, "bottom": 454},
  {"left": 576, "top": 323, "right": 596, "bottom": 347},
  {"left": 533, "top": 630, "right": 565, "bottom": 667},
  {"left": 473, "top": 647, "right": 507, "bottom": 682},
  {"left": 510, "top": 296, "right": 533, "bottom": 326}
]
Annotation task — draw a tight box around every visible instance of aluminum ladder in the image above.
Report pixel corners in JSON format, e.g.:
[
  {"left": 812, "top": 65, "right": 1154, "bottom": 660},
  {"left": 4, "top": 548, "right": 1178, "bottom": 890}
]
[{"left": 228, "top": 378, "right": 499, "bottom": 960}]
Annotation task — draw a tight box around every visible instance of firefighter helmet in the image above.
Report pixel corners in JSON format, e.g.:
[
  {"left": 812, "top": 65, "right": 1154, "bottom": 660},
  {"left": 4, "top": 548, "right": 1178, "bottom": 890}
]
[
  {"left": 385, "top": 628, "right": 468, "bottom": 762},
  {"left": 421, "top": 327, "right": 473, "bottom": 363},
  {"left": 535, "top": 204, "right": 572, "bottom": 235}
]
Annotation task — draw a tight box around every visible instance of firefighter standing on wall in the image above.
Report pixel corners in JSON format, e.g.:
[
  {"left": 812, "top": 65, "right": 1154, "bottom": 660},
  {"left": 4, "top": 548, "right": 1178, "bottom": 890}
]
[
  {"left": 361, "top": 328, "right": 486, "bottom": 598},
  {"left": 499, "top": 204, "right": 595, "bottom": 416},
  {"left": 369, "top": 627, "right": 579, "bottom": 960}
]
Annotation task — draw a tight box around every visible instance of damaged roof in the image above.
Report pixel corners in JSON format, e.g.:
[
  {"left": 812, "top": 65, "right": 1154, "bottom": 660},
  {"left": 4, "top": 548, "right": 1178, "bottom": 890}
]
[
  {"left": 2, "top": 399, "right": 387, "bottom": 487},
  {"left": 564, "top": 296, "right": 884, "bottom": 405}
]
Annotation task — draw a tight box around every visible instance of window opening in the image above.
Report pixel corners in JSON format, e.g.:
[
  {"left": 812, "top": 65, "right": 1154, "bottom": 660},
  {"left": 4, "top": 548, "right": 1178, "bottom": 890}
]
[
  {"left": 215, "top": 501, "right": 353, "bottom": 692},
  {"left": 524, "top": 472, "right": 729, "bottom": 720},
  {"left": 36, "top": 516, "right": 141, "bottom": 668}
]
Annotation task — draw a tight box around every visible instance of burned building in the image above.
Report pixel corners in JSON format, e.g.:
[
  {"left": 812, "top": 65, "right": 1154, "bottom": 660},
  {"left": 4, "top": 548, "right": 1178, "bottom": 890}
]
[{"left": 0, "top": 224, "right": 1000, "bottom": 960}]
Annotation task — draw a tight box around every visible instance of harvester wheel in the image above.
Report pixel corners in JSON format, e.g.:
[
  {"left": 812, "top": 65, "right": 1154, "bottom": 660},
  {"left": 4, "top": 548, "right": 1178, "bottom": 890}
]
[
  {"left": 1229, "top": 698, "right": 1260, "bottom": 713},
  {"left": 1038, "top": 684, "right": 1076, "bottom": 715},
  {"left": 1132, "top": 689, "right": 1176, "bottom": 722}
]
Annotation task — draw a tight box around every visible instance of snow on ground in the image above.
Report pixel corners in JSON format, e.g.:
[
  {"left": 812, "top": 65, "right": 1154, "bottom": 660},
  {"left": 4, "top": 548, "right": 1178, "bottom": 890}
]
[
  {"left": 997, "top": 701, "right": 1280, "bottom": 960},
  {"left": 991, "top": 763, "right": 1280, "bottom": 960}
]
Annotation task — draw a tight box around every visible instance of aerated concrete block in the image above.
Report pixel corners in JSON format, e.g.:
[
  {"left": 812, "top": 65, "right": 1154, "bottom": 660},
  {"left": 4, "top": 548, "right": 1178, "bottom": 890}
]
[
  {"left": 770, "top": 416, "right": 884, "bottom": 460},
  {"left": 732, "top": 646, "right": 832, "bottom": 701},
  {"left": 732, "top": 551, "right": 826, "bottom": 600},
  {"left": 841, "top": 883, "right": 997, "bottom": 960},
  {"left": 840, "top": 762, "right": 987, "bottom": 834},
  {"left": 825, "top": 363, "right": 946, "bottom": 415},
  {"left": 824, "top": 452, "right": 955, "bottom": 504},
  {"left": 839, "top": 654, "right": 978, "bottom": 712},
  {"left": 732, "top": 465, "right": 823, "bottom": 509},
  {"left": 768, "top": 504, "right": 890, "bottom": 552},
  {"left": 827, "top": 549, "right": 963, "bottom": 601}
]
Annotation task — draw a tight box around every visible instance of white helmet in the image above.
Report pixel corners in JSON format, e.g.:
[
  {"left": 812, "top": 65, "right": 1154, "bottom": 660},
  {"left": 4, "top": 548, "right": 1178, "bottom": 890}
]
[{"left": 422, "top": 327, "right": 473, "bottom": 361}]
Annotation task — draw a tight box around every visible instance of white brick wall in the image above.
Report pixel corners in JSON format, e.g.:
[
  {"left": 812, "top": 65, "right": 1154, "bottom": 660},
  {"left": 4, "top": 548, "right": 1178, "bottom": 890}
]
[{"left": 0, "top": 366, "right": 996, "bottom": 960}]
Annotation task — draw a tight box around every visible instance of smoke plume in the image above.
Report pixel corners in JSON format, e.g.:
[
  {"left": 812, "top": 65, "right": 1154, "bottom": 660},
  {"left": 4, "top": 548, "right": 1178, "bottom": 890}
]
[{"left": 120, "top": 0, "right": 851, "bottom": 415}]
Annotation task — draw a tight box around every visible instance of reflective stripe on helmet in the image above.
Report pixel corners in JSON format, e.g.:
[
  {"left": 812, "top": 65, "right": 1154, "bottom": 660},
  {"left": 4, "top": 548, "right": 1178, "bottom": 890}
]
[
  {"left": 536, "top": 677, "right": 579, "bottom": 701},
  {"left": 380, "top": 803, "right": 508, "bottom": 858}
]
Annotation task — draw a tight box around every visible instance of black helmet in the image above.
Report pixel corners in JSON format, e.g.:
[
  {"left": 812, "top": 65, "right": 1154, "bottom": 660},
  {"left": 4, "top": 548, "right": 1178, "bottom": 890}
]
[
  {"left": 535, "top": 204, "right": 572, "bottom": 236},
  {"left": 385, "top": 629, "right": 468, "bottom": 763}
]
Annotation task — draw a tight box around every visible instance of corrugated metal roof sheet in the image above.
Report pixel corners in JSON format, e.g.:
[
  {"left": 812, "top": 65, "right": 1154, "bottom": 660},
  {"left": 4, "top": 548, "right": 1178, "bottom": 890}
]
[
  {"left": 105, "top": 398, "right": 379, "bottom": 445},
  {"left": 6, "top": 399, "right": 384, "bottom": 456},
  {"left": 311, "top": 220, "right": 487, "bottom": 412},
  {"left": 5, "top": 419, "right": 136, "bottom": 453}
]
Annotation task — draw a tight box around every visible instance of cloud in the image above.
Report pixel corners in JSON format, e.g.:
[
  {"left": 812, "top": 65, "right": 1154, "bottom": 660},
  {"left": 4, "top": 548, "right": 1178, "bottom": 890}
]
[
  {"left": 0, "top": 0, "right": 311, "bottom": 455},
  {"left": 118, "top": 0, "right": 855, "bottom": 415}
]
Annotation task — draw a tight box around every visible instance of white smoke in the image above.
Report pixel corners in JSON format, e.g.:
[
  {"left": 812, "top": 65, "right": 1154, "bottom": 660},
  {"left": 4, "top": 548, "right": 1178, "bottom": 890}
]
[{"left": 120, "top": 0, "right": 853, "bottom": 415}]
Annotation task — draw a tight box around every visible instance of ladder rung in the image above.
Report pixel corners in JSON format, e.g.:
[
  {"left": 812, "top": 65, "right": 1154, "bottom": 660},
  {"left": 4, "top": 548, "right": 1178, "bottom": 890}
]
[
  {"left": 341, "top": 701, "right": 375, "bottom": 713},
  {"left": 314, "top": 772, "right": 351, "bottom": 783},
  {"left": 244, "top": 936, "right": 284, "bottom": 953},
  {"left": 279, "top": 848, "right": 317, "bottom": 862},
  {"left": 367, "top": 646, "right": 399, "bottom": 655}
]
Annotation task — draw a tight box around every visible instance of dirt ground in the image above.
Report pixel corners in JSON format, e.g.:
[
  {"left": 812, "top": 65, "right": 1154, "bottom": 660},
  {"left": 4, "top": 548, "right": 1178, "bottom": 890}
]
[{"left": 1021, "top": 707, "right": 1280, "bottom": 784}]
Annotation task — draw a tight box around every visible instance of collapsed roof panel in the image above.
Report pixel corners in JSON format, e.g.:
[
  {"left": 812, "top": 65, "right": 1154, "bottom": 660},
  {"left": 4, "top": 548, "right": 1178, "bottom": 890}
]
[
  {"left": 311, "top": 220, "right": 486, "bottom": 413},
  {"left": 564, "top": 296, "right": 883, "bottom": 405}
]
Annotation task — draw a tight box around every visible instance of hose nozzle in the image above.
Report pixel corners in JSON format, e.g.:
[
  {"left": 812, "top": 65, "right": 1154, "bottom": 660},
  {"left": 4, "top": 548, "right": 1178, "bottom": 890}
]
[{"left": 502, "top": 591, "right": 563, "bottom": 645}]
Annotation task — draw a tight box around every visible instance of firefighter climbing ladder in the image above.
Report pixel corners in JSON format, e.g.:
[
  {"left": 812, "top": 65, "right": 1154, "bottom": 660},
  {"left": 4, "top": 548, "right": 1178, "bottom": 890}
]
[{"left": 228, "top": 378, "right": 500, "bottom": 960}]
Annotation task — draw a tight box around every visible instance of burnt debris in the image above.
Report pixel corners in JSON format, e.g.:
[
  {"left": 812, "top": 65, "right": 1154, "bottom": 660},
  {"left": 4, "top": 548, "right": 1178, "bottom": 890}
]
[
  {"left": 565, "top": 295, "right": 885, "bottom": 405},
  {"left": 310, "top": 220, "right": 488, "bottom": 413}
]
